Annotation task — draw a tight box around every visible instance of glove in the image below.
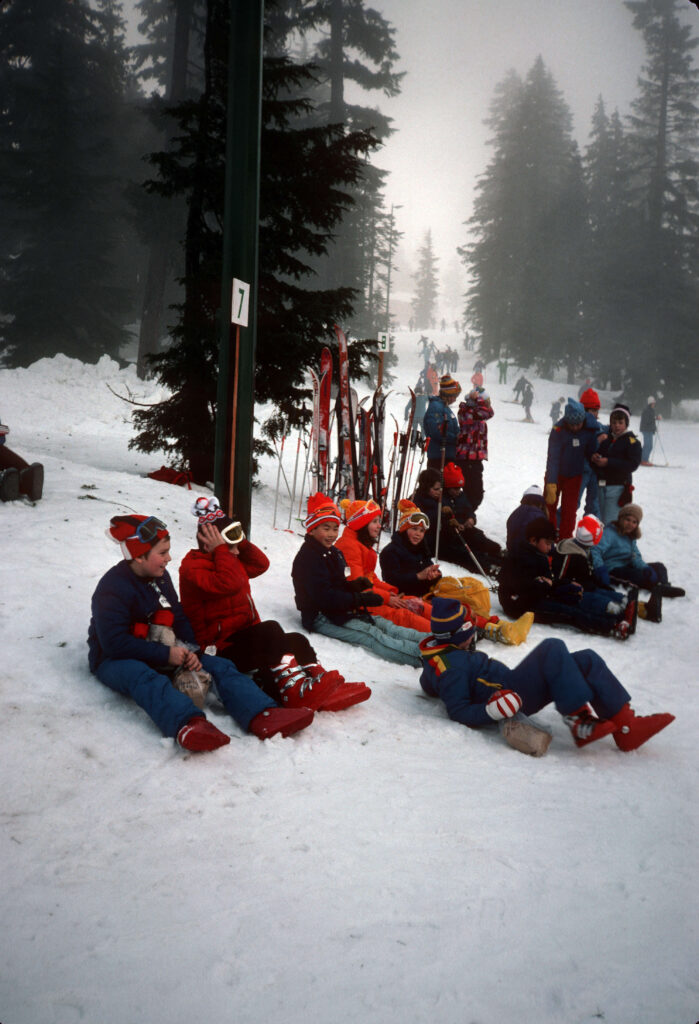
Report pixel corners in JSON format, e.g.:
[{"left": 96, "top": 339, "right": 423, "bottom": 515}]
[
  {"left": 485, "top": 689, "right": 523, "bottom": 721},
  {"left": 356, "top": 591, "right": 383, "bottom": 608},
  {"left": 553, "top": 582, "right": 583, "bottom": 604},
  {"left": 544, "top": 483, "right": 558, "bottom": 506},
  {"left": 347, "top": 576, "right": 373, "bottom": 593}
]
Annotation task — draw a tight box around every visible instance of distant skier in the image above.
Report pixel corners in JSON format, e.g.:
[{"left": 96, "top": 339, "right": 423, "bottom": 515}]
[
  {"left": 522, "top": 381, "right": 534, "bottom": 422},
  {"left": 550, "top": 397, "right": 564, "bottom": 426},
  {"left": 639, "top": 397, "right": 660, "bottom": 465}
]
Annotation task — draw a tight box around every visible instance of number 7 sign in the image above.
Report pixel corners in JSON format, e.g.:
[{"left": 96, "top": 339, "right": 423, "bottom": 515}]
[{"left": 231, "top": 279, "right": 250, "bottom": 326}]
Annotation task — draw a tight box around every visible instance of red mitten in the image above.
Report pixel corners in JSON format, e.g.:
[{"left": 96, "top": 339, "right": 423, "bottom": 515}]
[{"left": 485, "top": 689, "right": 523, "bottom": 721}]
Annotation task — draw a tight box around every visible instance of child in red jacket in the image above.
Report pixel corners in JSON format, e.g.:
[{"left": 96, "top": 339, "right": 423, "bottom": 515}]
[{"left": 179, "top": 497, "right": 370, "bottom": 712}]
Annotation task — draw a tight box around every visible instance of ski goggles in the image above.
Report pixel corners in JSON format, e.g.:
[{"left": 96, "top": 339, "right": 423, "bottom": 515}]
[
  {"left": 399, "top": 510, "right": 429, "bottom": 531},
  {"left": 128, "top": 517, "right": 168, "bottom": 544},
  {"left": 220, "top": 520, "right": 245, "bottom": 545}
]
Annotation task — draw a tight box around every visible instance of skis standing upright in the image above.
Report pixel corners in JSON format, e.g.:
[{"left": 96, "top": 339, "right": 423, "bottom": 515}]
[
  {"left": 334, "top": 324, "right": 359, "bottom": 502},
  {"left": 391, "top": 387, "right": 416, "bottom": 530},
  {"left": 308, "top": 368, "right": 322, "bottom": 494},
  {"left": 370, "top": 387, "right": 390, "bottom": 502},
  {"left": 318, "top": 347, "right": 333, "bottom": 493}
]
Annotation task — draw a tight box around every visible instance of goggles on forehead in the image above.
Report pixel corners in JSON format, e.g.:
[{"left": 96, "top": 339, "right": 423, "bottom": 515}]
[
  {"left": 403, "top": 512, "right": 428, "bottom": 528},
  {"left": 129, "top": 516, "right": 167, "bottom": 544},
  {"left": 221, "top": 520, "right": 245, "bottom": 545}
]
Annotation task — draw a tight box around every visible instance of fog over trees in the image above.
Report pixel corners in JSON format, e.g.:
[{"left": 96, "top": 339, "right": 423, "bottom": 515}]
[{"left": 1, "top": 0, "right": 697, "bottom": 476}]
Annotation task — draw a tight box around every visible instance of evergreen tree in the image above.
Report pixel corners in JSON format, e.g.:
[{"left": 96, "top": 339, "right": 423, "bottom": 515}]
[
  {"left": 461, "top": 59, "right": 589, "bottom": 378},
  {"left": 620, "top": 0, "right": 699, "bottom": 402},
  {"left": 411, "top": 230, "right": 439, "bottom": 330},
  {"left": 130, "top": 0, "right": 379, "bottom": 481},
  {"left": 0, "top": 0, "right": 138, "bottom": 366}
]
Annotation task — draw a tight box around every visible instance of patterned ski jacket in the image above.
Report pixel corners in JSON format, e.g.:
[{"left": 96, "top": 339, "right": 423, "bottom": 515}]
[
  {"left": 88, "top": 561, "right": 195, "bottom": 673},
  {"left": 179, "top": 539, "right": 268, "bottom": 650},
  {"left": 456, "top": 395, "right": 494, "bottom": 461},
  {"left": 423, "top": 396, "right": 459, "bottom": 461}
]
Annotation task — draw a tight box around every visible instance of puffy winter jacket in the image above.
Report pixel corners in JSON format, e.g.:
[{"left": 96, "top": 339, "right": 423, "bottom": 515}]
[
  {"left": 545, "top": 412, "right": 600, "bottom": 482},
  {"left": 88, "top": 561, "right": 195, "bottom": 673},
  {"left": 379, "top": 530, "right": 437, "bottom": 596},
  {"left": 592, "top": 430, "right": 642, "bottom": 487},
  {"left": 335, "top": 527, "right": 396, "bottom": 602},
  {"left": 291, "top": 535, "right": 369, "bottom": 630},
  {"left": 179, "top": 539, "right": 269, "bottom": 649},
  {"left": 498, "top": 542, "right": 581, "bottom": 618},
  {"left": 590, "top": 523, "right": 650, "bottom": 576},
  {"left": 505, "top": 498, "right": 547, "bottom": 553},
  {"left": 423, "top": 396, "right": 459, "bottom": 461}
]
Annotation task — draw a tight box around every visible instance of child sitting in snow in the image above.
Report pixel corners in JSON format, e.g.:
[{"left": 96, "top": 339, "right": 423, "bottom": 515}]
[
  {"left": 590, "top": 504, "right": 685, "bottom": 603},
  {"left": 412, "top": 467, "right": 502, "bottom": 577},
  {"left": 505, "top": 485, "right": 548, "bottom": 553},
  {"left": 291, "top": 494, "right": 425, "bottom": 668},
  {"left": 179, "top": 496, "right": 370, "bottom": 713},
  {"left": 498, "top": 517, "right": 635, "bottom": 640},
  {"left": 418, "top": 597, "right": 674, "bottom": 752},
  {"left": 88, "top": 514, "right": 315, "bottom": 752},
  {"left": 379, "top": 499, "right": 533, "bottom": 647}
]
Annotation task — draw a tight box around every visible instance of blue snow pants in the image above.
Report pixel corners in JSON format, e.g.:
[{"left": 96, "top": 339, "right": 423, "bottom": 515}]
[
  {"left": 598, "top": 484, "right": 625, "bottom": 524},
  {"left": 577, "top": 462, "right": 600, "bottom": 517},
  {"left": 95, "top": 652, "right": 276, "bottom": 738},
  {"left": 312, "top": 612, "right": 423, "bottom": 668},
  {"left": 534, "top": 590, "right": 622, "bottom": 635},
  {"left": 610, "top": 562, "right": 668, "bottom": 589},
  {"left": 509, "top": 637, "right": 630, "bottom": 719}
]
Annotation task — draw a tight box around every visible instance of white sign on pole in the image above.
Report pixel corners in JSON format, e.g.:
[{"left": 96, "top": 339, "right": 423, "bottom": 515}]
[
  {"left": 231, "top": 279, "right": 250, "bottom": 326},
  {"left": 378, "top": 332, "right": 388, "bottom": 351}
]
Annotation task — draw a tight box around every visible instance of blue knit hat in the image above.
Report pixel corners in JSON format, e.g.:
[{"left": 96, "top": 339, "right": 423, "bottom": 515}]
[
  {"left": 563, "top": 398, "right": 585, "bottom": 426},
  {"left": 429, "top": 597, "right": 476, "bottom": 646}
]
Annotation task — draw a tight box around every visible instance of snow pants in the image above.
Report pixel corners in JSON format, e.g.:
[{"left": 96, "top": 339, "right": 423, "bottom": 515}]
[
  {"left": 218, "top": 619, "right": 317, "bottom": 691},
  {"left": 533, "top": 590, "right": 622, "bottom": 636},
  {"left": 95, "top": 653, "right": 275, "bottom": 739},
  {"left": 312, "top": 612, "right": 423, "bottom": 668},
  {"left": 547, "top": 475, "right": 581, "bottom": 539},
  {"left": 509, "top": 637, "right": 630, "bottom": 719},
  {"left": 598, "top": 484, "right": 625, "bottom": 524},
  {"left": 577, "top": 462, "right": 600, "bottom": 517},
  {"left": 610, "top": 561, "right": 668, "bottom": 589},
  {"left": 369, "top": 603, "right": 431, "bottom": 633},
  {"left": 641, "top": 432, "right": 654, "bottom": 462}
]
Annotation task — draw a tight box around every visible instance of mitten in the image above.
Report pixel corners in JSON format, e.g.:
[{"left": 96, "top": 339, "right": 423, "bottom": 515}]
[
  {"left": 485, "top": 689, "right": 523, "bottom": 720},
  {"left": 347, "top": 576, "right": 373, "bottom": 593},
  {"left": 544, "top": 482, "right": 558, "bottom": 506},
  {"left": 356, "top": 591, "right": 383, "bottom": 608},
  {"left": 594, "top": 566, "right": 611, "bottom": 587}
]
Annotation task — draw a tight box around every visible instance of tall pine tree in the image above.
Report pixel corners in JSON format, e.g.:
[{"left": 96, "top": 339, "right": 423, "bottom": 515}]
[{"left": 411, "top": 229, "right": 439, "bottom": 330}]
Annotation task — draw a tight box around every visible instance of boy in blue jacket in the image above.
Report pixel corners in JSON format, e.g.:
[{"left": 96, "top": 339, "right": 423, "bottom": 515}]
[
  {"left": 544, "top": 398, "right": 602, "bottom": 539},
  {"left": 419, "top": 598, "right": 674, "bottom": 751},
  {"left": 89, "top": 515, "right": 313, "bottom": 751},
  {"left": 423, "top": 374, "right": 461, "bottom": 470}
]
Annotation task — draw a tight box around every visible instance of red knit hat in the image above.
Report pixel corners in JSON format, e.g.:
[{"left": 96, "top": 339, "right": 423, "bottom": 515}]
[
  {"left": 305, "top": 492, "right": 341, "bottom": 533},
  {"left": 108, "top": 515, "right": 169, "bottom": 559},
  {"left": 579, "top": 388, "right": 600, "bottom": 411},
  {"left": 443, "top": 462, "right": 465, "bottom": 488},
  {"left": 342, "top": 498, "right": 381, "bottom": 531},
  {"left": 397, "top": 499, "right": 429, "bottom": 532}
]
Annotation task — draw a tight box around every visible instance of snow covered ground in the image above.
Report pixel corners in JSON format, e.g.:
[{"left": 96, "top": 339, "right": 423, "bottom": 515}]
[{"left": 1, "top": 333, "right": 697, "bottom": 1024}]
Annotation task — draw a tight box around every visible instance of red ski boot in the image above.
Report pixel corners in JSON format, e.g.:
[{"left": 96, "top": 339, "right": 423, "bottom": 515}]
[
  {"left": 610, "top": 704, "right": 675, "bottom": 752},
  {"left": 177, "top": 716, "right": 230, "bottom": 752},
  {"left": 248, "top": 706, "right": 314, "bottom": 739},
  {"left": 302, "top": 664, "right": 372, "bottom": 712},
  {"left": 564, "top": 705, "right": 617, "bottom": 748}
]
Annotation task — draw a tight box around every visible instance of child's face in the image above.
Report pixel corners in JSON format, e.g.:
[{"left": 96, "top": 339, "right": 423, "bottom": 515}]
[
  {"left": 406, "top": 523, "right": 427, "bottom": 546},
  {"left": 533, "top": 537, "right": 552, "bottom": 555},
  {"left": 610, "top": 414, "right": 626, "bottom": 436},
  {"left": 428, "top": 481, "right": 443, "bottom": 500},
  {"left": 619, "top": 514, "right": 638, "bottom": 535},
  {"left": 366, "top": 517, "right": 381, "bottom": 540},
  {"left": 132, "top": 538, "right": 172, "bottom": 578},
  {"left": 310, "top": 521, "right": 339, "bottom": 548}
]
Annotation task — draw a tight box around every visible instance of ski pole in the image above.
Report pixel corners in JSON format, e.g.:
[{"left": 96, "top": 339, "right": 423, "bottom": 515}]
[
  {"left": 272, "top": 428, "right": 287, "bottom": 529},
  {"left": 271, "top": 433, "right": 293, "bottom": 500},
  {"left": 654, "top": 423, "right": 669, "bottom": 466},
  {"left": 433, "top": 437, "right": 447, "bottom": 561},
  {"left": 287, "top": 428, "right": 303, "bottom": 530},
  {"left": 453, "top": 531, "right": 499, "bottom": 592}
]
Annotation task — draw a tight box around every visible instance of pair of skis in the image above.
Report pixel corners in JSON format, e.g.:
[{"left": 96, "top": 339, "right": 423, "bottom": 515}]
[{"left": 307, "top": 325, "right": 361, "bottom": 501}]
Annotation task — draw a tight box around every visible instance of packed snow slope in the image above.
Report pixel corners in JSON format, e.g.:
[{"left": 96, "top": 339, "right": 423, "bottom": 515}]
[{"left": 1, "top": 333, "right": 697, "bottom": 1024}]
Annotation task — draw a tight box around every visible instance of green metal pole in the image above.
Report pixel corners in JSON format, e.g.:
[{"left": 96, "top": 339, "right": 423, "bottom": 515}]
[{"left": 214, "top": 0, "right": 264, "bottom": 535}]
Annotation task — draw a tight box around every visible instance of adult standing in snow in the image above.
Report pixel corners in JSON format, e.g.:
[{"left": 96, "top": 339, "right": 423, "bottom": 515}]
[
  {"left": 179, "top": 497, "right": 370, "bottom": 713},
  {"left": 544, "top": 398, "right": 601, "bottom": 539},
  {"left": 522, "top": 380, "right": 534, "bottom": 422},
  {"left": 639, "top": 397, "right": 660, "bottom": 466},
  {"left": 88, "top": 515, "right": 315, "bottom": 752},
  {"left": 418, "top": 597, "right": 674, "bottom": 751},
  {"left": 497, "top": 358, "right": 509, "bottom": 384},
  {"left": 455, "top": 386, "right": 494, "bottom": 512},
  {"left": 423, "top": 374, "right": 461, "bottom": 471}
]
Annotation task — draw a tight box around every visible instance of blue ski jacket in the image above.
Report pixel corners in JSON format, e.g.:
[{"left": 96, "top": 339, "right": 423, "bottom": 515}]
[{"left": 423, "top": 396, "right": 459, "bottom": 462}]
